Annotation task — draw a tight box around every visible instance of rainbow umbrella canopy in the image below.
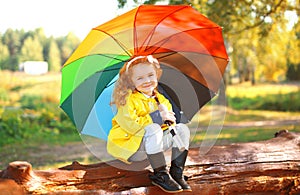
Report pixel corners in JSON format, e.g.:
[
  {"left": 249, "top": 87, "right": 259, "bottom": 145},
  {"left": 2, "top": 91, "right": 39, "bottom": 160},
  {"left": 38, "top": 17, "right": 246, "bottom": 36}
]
[{"left": 60, "top": 5, "right": 229, "bottom": 141}]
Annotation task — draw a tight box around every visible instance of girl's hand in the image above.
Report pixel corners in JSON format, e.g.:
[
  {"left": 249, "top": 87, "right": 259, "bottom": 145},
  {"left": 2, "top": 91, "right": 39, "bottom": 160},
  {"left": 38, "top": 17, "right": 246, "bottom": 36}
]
[{"left": 158, "top": 104, "right": 176, "bottom": 124}]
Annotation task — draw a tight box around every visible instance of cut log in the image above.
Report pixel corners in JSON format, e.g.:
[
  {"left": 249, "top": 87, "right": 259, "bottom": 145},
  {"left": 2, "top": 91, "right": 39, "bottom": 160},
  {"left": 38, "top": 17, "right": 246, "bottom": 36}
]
[{"left": 0, "top": 129, "right": 300, "bottom": 194}]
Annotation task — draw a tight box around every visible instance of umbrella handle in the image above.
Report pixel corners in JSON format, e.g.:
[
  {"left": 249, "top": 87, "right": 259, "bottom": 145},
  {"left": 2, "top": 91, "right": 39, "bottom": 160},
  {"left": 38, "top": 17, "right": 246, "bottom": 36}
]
[{"left": 153, "top": 93, "right": 185, "bottom": 151}]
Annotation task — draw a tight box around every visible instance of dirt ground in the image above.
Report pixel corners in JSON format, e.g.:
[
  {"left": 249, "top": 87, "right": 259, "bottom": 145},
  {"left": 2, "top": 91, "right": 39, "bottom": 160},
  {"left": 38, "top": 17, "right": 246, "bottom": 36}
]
[
  {"left": 0, "top": 141, "right": 99, "bottom": 170},
  {"left": 1, "top": 119, "right": 299, "bottom": 171}
]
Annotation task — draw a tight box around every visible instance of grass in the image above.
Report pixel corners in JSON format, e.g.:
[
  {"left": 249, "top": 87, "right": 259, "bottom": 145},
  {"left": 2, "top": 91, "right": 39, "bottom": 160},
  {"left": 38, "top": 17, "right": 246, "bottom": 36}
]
[
  {"left": 0, "top": 71, "right": 300, "bottom": 169},
  {"left": 189, "top": 105, "right": 300, "bottom": 146},
  {"left": 226, "top": 82, "right": 300, "bottom": 111},
  {"left": 191, "top": 124, "right": 300, "bottom": 147},
  {"left": 0, "top": 71, "right": 61, "bottom": 107},
  {"left": 194, "top": 106, "right": 300, "bottom": 126},
  {"left": 226, "top": 82, "right": 300, "bottom": 98}
]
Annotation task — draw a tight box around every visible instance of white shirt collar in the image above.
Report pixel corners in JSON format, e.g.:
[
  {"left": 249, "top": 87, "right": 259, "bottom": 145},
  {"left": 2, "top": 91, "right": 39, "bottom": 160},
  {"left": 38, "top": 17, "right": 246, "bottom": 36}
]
[{"left": 141, "top": 92, "right": 155, "bottom": 99}]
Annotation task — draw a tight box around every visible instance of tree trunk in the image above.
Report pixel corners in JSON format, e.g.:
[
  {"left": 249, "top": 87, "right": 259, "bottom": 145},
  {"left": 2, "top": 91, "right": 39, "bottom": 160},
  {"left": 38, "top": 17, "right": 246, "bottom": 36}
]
[{"left": 1, "top": 130, "right": 299, "bottom": 195}]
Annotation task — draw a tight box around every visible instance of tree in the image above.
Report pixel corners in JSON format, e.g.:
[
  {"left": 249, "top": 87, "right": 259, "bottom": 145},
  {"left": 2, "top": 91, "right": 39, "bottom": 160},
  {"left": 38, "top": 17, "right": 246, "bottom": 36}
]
[
  {"left": 20, "top": 36, "right": 44, "bottom": 62},
  {"left": 0, "top": 28, "right": 81, "bottom": 72},
  {"left": 47, "top": 38, "right": 62, "bottom": 72},
  {"left": 33, "top": 28, "right": 48, "bottom": 61},
  {"left": 0, "top": 39, "right": 10, "bottom": 70},
  {"left": 256, "top": 21, "right": 290, "bottom": 82},
  {"left": 2, "top": 29, "right": 23, "bottom": 70},
  {"left": 286, "top": 20, "right": 300, "bottom": 80},
  {"left": 197, "top": 0, "right": 297, "bottom": 83},
  {"left": 56, "top": 32, "right": 80, "bottom": 65}
]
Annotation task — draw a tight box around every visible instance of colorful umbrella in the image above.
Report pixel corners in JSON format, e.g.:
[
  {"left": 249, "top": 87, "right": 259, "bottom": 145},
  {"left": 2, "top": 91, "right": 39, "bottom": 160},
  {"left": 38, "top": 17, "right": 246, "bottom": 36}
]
[{"left": 60, "top": 5, "right": 229, "bottom": 141}]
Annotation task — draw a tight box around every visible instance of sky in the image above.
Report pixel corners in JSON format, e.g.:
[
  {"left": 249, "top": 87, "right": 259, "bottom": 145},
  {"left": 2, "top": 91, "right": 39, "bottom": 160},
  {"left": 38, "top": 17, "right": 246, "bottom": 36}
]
[
  {"left": 1, "top": 0, "right": 298, "bottom": 40},
  {"left": 0, "top": 0, "right": 135, "bottom": 40}
]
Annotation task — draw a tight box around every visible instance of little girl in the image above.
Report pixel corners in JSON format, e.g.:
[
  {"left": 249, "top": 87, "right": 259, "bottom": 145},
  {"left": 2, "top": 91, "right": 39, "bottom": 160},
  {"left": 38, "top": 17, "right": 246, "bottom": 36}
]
[{"left": 107, "top": 55, "right": 191, "bottom": 193}]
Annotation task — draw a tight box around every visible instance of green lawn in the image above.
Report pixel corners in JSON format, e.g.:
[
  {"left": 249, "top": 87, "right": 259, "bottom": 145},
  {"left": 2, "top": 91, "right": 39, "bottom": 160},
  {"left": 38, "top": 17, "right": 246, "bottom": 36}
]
[
  {"left": 0, "top": 71, "right": 300, "bottom": 169},
  {"left": 189, "top": 105, "right": 300, "bottom": 146},
  {"left": 191, "top": 124, "right": 300, "bottom": 146}
]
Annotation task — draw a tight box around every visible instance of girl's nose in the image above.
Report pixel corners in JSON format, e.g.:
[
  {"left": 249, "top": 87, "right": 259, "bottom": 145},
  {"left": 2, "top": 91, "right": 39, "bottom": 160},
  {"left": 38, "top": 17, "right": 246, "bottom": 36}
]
[{"left": 144, "top": 77, "right": 151, "bottom": 83}]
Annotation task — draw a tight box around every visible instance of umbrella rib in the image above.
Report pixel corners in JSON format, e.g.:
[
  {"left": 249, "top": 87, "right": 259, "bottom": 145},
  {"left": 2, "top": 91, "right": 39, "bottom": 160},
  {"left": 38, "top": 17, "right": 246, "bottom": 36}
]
[
  {"left": 134, "top": 6, "right": 142, "bottom": 53},
  {"left": 96, "top": 67, "right": 123, "bottom": 73},
  {"left": 94, "top": 29, "right": 132, "bottom": 57},
  {"left": 97, "top": 54, "right": 129, "bottom": 62},
  {"left": 106, "top": 80, "right": 117, "bottom": 88},
  {"left": 155, "top": 51, "right": 177, "bottom": 60},
  {"left": 137, "top": 6, "right": 188, "bottom": 53},
  {"left": 157, "top": 50, "right": 229, "bottom": 62}
]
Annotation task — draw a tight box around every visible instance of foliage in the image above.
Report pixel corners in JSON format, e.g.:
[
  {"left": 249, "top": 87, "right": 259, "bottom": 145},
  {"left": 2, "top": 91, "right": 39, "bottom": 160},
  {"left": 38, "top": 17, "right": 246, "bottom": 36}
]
[
  {"left": 0, "top": 101, "right": 76, "bottom": 147},
  {"left": 20, "top": 36, "right": 44, "bottom": 62},
  {"left": 226, "top": 83, "right": 300, "bottom": 111},
  {"left": 0, "top": 29, "right": 80, "bottom": 71},
  {"left": 47, "top": 38, "right": 62, "bottom": 71},
  {"left": 204, "top": 0, "right": 299, "bottom": 83},
  {"left": 0, "top": 40, "right": 9, "bottom": 69},
  {"left": 0, "top": 71, "right": 77, "bottom": 147},
  {"left": 56, "top": 33, "right": 81, "bottom": 64},
  {"left": 0, "top": 88, "right": 9, "bottom": 103}
]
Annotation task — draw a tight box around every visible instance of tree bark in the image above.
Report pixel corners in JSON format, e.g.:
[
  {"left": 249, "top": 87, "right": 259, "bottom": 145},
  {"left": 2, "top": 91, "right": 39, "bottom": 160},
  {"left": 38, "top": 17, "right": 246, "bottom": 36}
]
[{"left": 1, "top": 129, "right": 299, "bottom": 194}]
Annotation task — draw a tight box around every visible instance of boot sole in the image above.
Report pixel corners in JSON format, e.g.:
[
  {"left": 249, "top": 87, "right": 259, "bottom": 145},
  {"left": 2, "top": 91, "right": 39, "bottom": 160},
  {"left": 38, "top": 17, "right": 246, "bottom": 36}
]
[
  {"left": 183, "top": 188, "right": 192, "bottom": 192},
  {"left": 152, "top": 181, "right": 183, "bottom": 193}
]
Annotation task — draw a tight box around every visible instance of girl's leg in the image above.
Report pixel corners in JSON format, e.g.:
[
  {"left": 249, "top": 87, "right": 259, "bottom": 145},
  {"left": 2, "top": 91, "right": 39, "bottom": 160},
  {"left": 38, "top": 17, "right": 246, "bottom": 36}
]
[
  {"left": 173, "top": 123, "right": 190, "bottom": 150},
  {"left": 161, "top": 123, "right": 190, "bottom": 151},
  {"left": 128, "top": 123, "right": 163, "bottom": 162},
  {"left": 170, "top": 123, "right": 192, "bottom": 191},
  {"left": 140, "top": 123, "right": 182, "bottom": 193},
  {"left": 129, "top": 123, "right": 190, "bottom": 162},
  {"left": 144, "top": 124, "right": 164, "bottom": 155}
]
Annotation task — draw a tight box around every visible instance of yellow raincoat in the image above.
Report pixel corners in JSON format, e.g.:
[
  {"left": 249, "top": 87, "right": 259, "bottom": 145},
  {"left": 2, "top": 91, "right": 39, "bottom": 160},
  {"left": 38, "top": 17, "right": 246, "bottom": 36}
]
[{"left": 107, "top": 90, "right": 172, "bottom": 163}]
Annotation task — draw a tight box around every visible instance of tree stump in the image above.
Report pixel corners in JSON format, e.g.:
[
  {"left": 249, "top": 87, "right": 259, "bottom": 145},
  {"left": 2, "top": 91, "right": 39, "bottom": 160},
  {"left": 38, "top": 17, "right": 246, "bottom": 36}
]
[{"left": 1, "top": 129, "right": 300, "bottom": 194}]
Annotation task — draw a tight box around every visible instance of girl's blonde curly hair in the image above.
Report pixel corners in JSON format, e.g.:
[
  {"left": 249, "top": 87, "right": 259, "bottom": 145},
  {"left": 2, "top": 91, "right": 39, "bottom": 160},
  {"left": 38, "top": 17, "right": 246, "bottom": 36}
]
[{"left": 112, "top": 55, "right": 162, "bottom": 108}]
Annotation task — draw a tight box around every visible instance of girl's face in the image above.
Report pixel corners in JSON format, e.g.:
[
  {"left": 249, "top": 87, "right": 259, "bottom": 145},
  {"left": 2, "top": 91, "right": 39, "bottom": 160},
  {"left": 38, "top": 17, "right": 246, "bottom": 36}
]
[{"left": 131, "top": 63, "right": 158, "bottom": 96}]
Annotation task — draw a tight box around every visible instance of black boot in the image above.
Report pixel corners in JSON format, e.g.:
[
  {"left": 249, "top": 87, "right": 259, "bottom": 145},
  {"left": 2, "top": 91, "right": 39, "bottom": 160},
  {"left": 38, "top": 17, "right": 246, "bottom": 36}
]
[
  {"left": 170, "top": 148, "right": 192, "bottom": 192},
  {"left": 147, "top": 152, "right": 182, "bottom": 193}
]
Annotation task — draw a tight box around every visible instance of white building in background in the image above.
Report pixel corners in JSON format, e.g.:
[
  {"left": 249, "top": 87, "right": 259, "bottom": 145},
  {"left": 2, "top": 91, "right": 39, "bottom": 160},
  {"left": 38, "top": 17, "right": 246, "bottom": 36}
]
[{"left": 19, "top": 61, "right": 48, "bottom": 75}]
